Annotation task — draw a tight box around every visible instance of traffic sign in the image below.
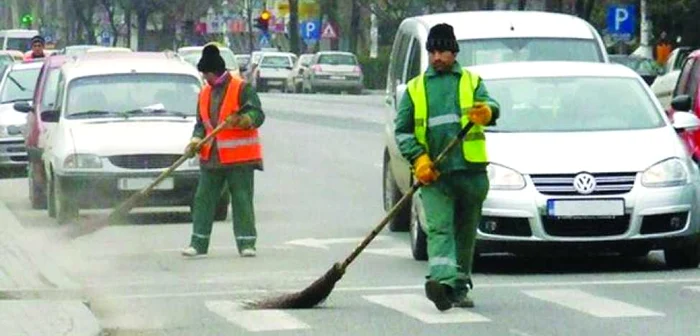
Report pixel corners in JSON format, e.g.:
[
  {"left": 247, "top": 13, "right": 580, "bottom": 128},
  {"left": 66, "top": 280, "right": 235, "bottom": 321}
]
[
  {"left": 321, "top": 22, "right": 338, "bottom": 40},
  {"left": 607, "top": 4, "right": 636, "bottom": 41},
  {"left": 300, "top": 20, "right": 321, "bottom": 41}
]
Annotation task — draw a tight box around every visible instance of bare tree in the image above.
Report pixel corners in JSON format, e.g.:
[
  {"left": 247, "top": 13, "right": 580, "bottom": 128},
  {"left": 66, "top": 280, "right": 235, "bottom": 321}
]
[{"left": 289, "top": 0, "right": 300, "bottom": 54}]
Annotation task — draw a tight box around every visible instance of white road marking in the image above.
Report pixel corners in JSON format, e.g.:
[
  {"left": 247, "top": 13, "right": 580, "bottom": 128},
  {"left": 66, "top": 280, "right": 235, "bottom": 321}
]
[
  {"left": 685, "top": 286, "right": 700, "bottom": 293},
  {"left": 285, "top": 236, "right": 389, "bottom": 249},
  {"left": 363, "top": 294, "right": 490, "bottom": 324},
  {"left": 509, "top": 329, "right": 538, "bottom": 336},
  {"left": 94, "top": 277, "right": 700, "bottom": 300},
  {"left": 523, "top": 289, "right": 664, "bottom": 318},
  {"left": 365, "top": 247, "right": 413, "bottom": 259},
  {"left": 206, "top": 300, "right": 310, "bottom": 332}
]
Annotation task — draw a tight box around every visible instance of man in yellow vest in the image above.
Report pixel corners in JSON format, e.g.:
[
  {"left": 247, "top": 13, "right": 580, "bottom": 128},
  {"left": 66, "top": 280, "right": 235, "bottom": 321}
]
[
  {"left": 181, "top": 44, "right": 265, "bottom": 258},
  {"left": 394, "top": 23, "right": 500, "bottom": 311}
]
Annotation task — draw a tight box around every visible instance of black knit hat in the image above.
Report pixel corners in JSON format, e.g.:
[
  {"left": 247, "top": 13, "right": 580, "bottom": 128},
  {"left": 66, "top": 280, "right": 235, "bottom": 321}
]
[
  {"left": 31, "top": 35, "right": 45, "bottom": 45},
  {"left": 426, "top": 23, "right": 459, "bottom": 53},
  {"left": 197, "top": 44, "right": 226, "bottom": 74}
]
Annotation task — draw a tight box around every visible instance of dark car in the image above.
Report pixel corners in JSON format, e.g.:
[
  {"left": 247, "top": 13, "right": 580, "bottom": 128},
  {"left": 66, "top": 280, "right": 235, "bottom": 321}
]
[{"left": 610, "top": 54, "right": 663, "bottom": 85}]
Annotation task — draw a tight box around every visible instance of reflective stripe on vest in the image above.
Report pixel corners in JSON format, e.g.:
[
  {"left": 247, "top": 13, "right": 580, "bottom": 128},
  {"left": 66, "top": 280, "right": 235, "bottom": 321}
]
[
  {"left": 407, "top": 69, "right": 488, "bottom": 163},
  {"left": 198, "top": 77, "right": 263, "bottom": 164}
]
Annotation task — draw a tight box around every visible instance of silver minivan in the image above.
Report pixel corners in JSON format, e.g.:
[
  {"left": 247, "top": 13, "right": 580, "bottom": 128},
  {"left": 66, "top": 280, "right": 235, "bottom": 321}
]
[{"left": 383, "top": 10, "right": 610, "bottom": 233}]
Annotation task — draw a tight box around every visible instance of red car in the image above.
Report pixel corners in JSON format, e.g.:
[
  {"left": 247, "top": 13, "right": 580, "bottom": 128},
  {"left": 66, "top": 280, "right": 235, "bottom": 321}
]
[
  {"left": 23, "top": 55, "right": 67, "bottom": 209},
  {"left": 665, "top": 49, "right": 700, "bottom": 161}
]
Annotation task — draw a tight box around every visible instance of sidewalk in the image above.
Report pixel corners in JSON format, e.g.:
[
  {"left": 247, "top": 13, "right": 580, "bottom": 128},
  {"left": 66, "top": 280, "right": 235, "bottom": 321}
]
[{"left": 0, "top": 201, "right": 102, "bottom": 335}]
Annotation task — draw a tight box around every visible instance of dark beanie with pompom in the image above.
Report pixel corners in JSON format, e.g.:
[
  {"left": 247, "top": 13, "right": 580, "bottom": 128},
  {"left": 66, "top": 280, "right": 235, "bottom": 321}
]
[
  {"left": 426, "top": 23, "right": 459, "bottom": 53},
  {"left": 197, "top": 44, "right": 226, "bottom": 74}
]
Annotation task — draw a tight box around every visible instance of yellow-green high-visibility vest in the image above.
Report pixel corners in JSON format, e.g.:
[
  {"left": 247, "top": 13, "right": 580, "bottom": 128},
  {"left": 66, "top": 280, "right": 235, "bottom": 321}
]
[{"left": 407, "top": 69, "right": 488, "bottom": 163}]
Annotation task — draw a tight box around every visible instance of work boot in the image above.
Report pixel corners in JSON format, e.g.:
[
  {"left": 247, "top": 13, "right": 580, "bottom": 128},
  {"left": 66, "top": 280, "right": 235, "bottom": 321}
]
[
  {"left": 424, "top": 279, "right": 453, "bottom": 312},
  {"left": 450, "top": 278, "right": 475, "bottom": 308},
  {"left": 240, "top": 248, "right": 256, "bottom": 257},
  {"left": 181, "top": 246, "right": 206, "bottom": 258}
]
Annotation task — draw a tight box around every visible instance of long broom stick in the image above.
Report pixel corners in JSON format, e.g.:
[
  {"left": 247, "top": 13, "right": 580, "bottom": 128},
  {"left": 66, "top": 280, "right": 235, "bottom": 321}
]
[
  {"left": 245, "top": 121, "right": 476, "bottom": 309},
  {"left": 107, "top": 104, "right": 254, "bottom": 223}
]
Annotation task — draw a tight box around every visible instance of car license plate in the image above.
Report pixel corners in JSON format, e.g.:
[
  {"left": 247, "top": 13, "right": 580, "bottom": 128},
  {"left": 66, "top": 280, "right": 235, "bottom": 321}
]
[
  {"left": 330, "top": 75, "right": 345, "bottom": 80},
  {"left": 268, "top": 80, "right": 282, "bottom": 86},
  {"left": 118, "top": 177, "right": 174, "bottom": 191},
  {"left": 547, "top": 199, "right": 624, "bottom": 217}
]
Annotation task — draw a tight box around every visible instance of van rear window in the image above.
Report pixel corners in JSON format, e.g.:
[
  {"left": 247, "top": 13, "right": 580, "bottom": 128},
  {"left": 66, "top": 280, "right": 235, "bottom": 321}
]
[{"left": 457, "top": 38, "right": 601, "bottom": 66}]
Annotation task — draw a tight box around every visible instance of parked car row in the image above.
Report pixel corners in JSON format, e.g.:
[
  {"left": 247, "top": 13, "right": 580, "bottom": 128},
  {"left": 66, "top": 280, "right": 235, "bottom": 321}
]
[{"left": 6, "top": 50, "right": 228, "bottom": 224}]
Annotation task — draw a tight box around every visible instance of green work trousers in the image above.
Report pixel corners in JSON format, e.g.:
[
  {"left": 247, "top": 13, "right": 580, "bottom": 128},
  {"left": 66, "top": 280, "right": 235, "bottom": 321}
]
[
  {"left": 421, "top": 170, "right": 489, "bottom": 295},
  {"left": 190, "top": 166, "right": 257, "bottom": 254}
]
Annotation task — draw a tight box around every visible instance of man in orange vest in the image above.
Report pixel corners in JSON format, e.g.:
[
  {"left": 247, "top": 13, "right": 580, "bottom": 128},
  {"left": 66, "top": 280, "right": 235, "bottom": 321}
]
[{"left": 181, "top": 44, "right": 265, "bottom": 258}]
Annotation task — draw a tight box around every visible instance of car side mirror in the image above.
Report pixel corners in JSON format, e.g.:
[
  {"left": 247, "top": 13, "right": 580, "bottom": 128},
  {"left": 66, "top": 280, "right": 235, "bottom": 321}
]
[
  {"left": 13, "top": 101, "right": 32, "bottom": 113},
  {"left": 671, "top": 95, "right": 692, "bottom": 112},
  {"left": 40, "top": 110, "right": 59, "bottom": 123},
  {"left": 672, "top": 111, "right": 700, "bottom": 131}
]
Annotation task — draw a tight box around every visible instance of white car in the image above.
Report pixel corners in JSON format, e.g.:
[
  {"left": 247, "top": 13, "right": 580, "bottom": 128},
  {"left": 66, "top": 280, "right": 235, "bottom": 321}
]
[
  {"left": 252, "top": 52, "right": 296, "bottom": 92},
  {"left": 406, "top": 62, "right": 700, "bottom": 269},
  {"left": 651, "top": 47, "right": 694, "bottom": 110},
  {"left": 178, "top": 45, "right": 240, "bottom": 79},
  {"left": 36, "top": 52, "right": 228, "bottom": 223},
  {"left": 0, "top": 61, "right": 42, "bottom": 171}
]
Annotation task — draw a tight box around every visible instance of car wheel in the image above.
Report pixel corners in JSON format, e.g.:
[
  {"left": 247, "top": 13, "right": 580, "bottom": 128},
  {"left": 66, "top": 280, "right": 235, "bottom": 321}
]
[
  {"left": 28, "top": 164, "right": 47, "bottom": 210},
  {"left": 383, "top": 149, "right": 410, "bottom": 232},
  {"left": 664, "top": 241, "right": 700, "bottom": 269},
  {"left": 55, "top": 176, "right": 79, "bottom": 224},
  {"left": 410, "top": 193, "right": 428, "bottom": 261}
]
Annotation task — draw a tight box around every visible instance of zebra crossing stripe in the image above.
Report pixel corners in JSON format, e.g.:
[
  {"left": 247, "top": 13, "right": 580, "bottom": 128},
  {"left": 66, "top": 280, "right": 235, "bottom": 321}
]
[
  {"left": 205, "top": 301, "right": 310, "bottom": 332},
  {"left": 363, "top": 294, "right": 491, "bottom": 324},
  {"left": 523, "top": 289, "right": 664, "bottom": 318}
]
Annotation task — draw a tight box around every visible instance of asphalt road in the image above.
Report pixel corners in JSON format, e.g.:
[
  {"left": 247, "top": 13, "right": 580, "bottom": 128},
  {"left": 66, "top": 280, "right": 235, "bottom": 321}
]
[{"left": 1, "top": 92, "right": 699, "bottom": 336}]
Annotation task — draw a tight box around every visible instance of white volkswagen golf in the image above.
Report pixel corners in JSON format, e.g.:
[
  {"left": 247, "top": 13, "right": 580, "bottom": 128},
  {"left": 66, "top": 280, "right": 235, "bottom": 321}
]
[
  {"left": 35, "top": 52, "right": 229, "bottom": 223},
  {"left": 406, "top": 62, "right": 700, "bottom": 269}
]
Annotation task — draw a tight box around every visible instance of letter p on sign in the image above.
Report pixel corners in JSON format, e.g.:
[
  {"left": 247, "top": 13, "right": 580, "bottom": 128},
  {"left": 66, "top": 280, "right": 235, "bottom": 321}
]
[{"left": 615, "top": 8, "right": 629, "bottom": 31}]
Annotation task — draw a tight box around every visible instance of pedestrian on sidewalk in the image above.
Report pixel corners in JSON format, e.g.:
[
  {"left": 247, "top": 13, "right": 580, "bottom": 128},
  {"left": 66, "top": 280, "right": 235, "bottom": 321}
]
[
  {"left": 393, "top": 23, "right": 500, "bottom": 311},
  {"left": 181, "top": 44, "right": 265, "bottom": 258}
]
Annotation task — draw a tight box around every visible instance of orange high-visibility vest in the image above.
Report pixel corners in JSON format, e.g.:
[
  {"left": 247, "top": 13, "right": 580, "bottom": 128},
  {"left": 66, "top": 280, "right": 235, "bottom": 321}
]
[{"left": 198, "top": 77, "right": 262, "bottom": 164}]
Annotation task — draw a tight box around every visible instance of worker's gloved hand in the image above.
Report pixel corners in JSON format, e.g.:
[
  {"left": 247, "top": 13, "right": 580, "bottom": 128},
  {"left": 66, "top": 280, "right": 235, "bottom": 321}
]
[
  {"left": 184, "top": 137, "right": 202, "bottom": 156},
  {"left": 467, "top": 103, "right": 492, "bottom": 126},
  {"left": 413, "top": 153, "right": 439, "bottom": 185},
  {"left": 224, "top": 114, "right": 253, "bottom": 129}
]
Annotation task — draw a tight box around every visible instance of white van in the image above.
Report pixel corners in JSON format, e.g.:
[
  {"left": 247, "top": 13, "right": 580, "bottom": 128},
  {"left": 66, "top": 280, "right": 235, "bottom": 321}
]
[
  {"left": 0, "top": 29, "right": 40, "bottom": 52},
  {"left": 383, "top": 11, "right": 609, "bottom": 232}
]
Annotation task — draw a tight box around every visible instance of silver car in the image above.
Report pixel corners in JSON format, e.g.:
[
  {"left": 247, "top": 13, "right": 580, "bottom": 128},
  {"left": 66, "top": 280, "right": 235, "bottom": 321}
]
[
  {"left": 0, "top": 61, "right": 42, "bottom": 171},
  {"left": 303, "top": 51, "right": 363, "bottom": 94},
  {"left": 403, "top": 62, "right": 700, "bottom": 268}
]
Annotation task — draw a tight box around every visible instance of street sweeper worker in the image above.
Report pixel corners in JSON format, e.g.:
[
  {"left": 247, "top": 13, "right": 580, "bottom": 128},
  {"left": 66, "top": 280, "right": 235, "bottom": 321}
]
[
  {"left": 394, "top": 23, "right": 500, "bottom": 311},
  {"left": 181, "top": 44, "right": 265, "bottom": 258}
]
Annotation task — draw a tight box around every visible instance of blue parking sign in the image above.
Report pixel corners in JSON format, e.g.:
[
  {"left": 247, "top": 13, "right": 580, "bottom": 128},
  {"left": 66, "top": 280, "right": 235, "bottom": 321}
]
[
  {"left": 300, "top": 20, "right": 321, "bottom": 41},
  {"left": 607, "top": 5, "right": 636, "bottom": 41}
]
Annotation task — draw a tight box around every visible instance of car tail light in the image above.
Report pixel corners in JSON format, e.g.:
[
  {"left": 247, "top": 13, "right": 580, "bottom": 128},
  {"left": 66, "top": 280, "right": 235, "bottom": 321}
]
[
  {"left": 312, "top": 65, "right": 323, "bottom": 73},
  {"left": 353, "top": 66, "right": 362, "bottom": 74}
]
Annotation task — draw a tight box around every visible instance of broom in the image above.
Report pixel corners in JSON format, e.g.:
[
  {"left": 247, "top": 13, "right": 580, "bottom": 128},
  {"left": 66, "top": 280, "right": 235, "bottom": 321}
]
[
  {"left": 107, "top": 103, "right": 255, "bottom": 223},
  {"left": 245, "top": 121, "right": 476, "bottom": 309}
]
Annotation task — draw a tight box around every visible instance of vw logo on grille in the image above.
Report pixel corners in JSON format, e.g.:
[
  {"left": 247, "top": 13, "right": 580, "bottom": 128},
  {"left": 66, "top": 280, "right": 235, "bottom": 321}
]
[{"left": 573, "top": 173, "right": 596, "bottom": 194}]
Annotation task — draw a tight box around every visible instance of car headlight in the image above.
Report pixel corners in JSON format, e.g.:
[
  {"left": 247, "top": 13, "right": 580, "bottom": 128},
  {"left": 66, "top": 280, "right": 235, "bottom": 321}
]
[
  {"left": 63, "top": 154, "right": 103, "bottom": 169},
  {"left": 0, "top": 125, "right": 7, "bottom": 137},
  {"left": 487, "top": 163, "right": 526, "bottom": 190},
  {"left": 642, "top": 158, "right": 688, "bottom": 188}
]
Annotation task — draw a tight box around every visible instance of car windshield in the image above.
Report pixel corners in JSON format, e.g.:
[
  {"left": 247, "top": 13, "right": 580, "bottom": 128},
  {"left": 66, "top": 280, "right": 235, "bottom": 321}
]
[
  {"left": 260, "top": 56, "right": 291, "bottom": 68},
  {"left": 65, "top": 73, "right": 201, "bottom": 119},
  {"left": 318, "top": 54, "right": 357, "bottom": 65},
  {"left": 64, "top": 45, "right": 101, "bottom": 57},
  {"left": 0, "top": 54, "right": 13, "bottom": 67},
  {"left": 0, "top": 67, "right": 40, "bottom": 103},
  {"left": 7, "top": 37, "right": 32, "bottom": 52},
  {"left": 457, "top": 38, "right": 602, "bottom": 66},
  {"left": 484, "top": 76, "right": 665, "bottom": 132}
]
